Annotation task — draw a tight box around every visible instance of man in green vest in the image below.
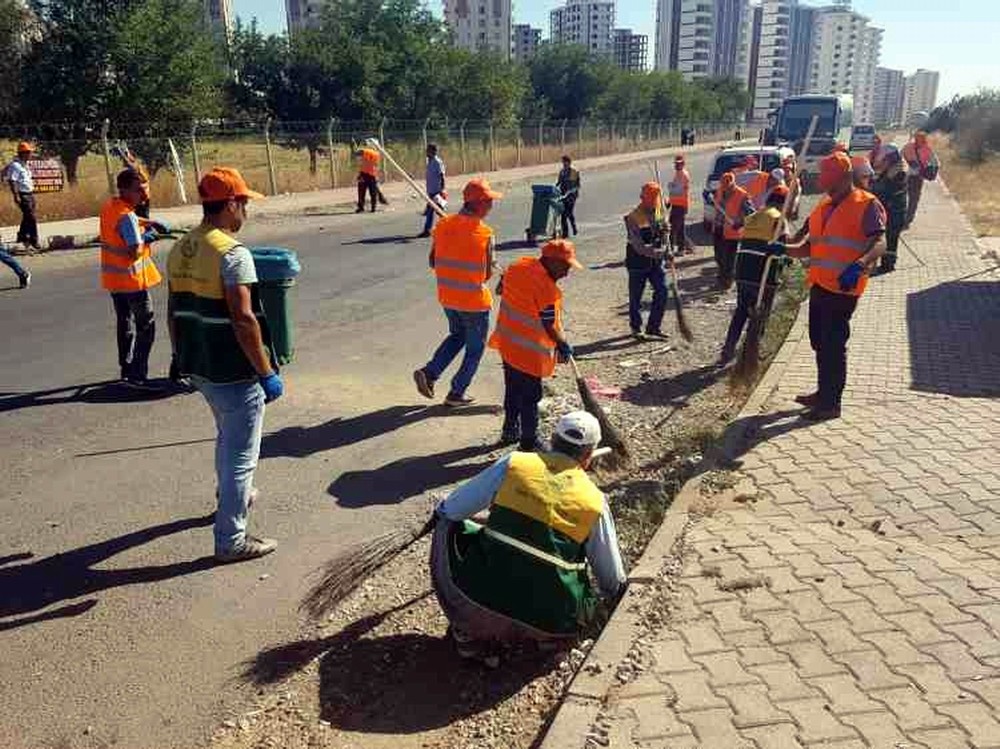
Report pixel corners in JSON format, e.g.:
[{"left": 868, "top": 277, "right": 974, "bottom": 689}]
[
  {"left": 430, "top": 410, "right": 626, "bottom": 664},
  {"left": 167, "top": 167, "right": 283, "bottom": 563}
]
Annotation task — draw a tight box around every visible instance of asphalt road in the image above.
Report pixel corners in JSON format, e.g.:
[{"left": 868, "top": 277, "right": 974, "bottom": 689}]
[{"left": 0, "top": 152, "right": 717, "bottom": 749}]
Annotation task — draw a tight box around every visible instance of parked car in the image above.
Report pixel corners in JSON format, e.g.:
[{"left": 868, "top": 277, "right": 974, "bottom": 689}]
[
  {"left": 849, "top": 123, "right": 877, "bottom": 152},
  {"left": 702, "top": 145, "right": 796, "bottom": 230}
]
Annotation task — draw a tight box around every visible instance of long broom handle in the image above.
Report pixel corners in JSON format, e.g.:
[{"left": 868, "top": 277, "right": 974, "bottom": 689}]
[
  {"left": 364, "top": 137, "right": 447, "bottom": 218},
  {"left": 772, "top": 115, "right": 819, "bottom": 243},
  {"left": 653, "top": 160, "right": 686, "bottom": 290},
  {"left": 568, "top": 354, "right": 581, "bottom": 379}
]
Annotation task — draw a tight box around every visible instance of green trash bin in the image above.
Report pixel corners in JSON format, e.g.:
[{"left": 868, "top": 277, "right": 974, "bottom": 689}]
[
  {"left": 250, "top": 247, "right": 302, "bottom": 365},
  {"left": 526, "top": 184, "right": 562, "bottom": 243}
]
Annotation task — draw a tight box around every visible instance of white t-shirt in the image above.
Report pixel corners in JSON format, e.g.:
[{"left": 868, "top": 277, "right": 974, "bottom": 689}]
[{"left": 6, "top": 160, "right": 33, "bottom": 194}]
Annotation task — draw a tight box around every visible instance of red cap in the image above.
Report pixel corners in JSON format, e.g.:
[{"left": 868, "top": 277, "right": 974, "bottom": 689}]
[
  {"left": 16, "top": 141, "right": 34, "bottom": 154},
  {"left": 198, "top": 167, "right": 265, "bottom": 203},
  {"left": 674, "top": 154, "right": 685, "bottom": 164},
  {"left": 462, "top": 178, "right": 503, "bottom": 204},
  {"left": 818, "top": 152, "right": 852, "bottom": 192},
  {"left": 541, "top": 239, "right": 582, "bottom": 270}
]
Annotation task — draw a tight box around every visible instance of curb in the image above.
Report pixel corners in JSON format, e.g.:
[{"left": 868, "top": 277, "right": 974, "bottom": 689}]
[{"left": 538, "top": 293, "right": 811, "bottom": 749}]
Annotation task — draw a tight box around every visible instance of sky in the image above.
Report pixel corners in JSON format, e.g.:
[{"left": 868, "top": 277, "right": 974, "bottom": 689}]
[{"left": 233, "top": 0, "right": 996, "bottom": 104}]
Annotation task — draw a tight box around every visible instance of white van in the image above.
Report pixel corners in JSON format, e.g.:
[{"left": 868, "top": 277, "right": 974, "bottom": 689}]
[{"left": 849, "top": 124, "right": 877, "bottom": 152}]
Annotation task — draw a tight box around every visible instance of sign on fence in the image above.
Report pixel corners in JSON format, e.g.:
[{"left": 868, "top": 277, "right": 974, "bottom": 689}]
[{"left": 28, "top": 158, "right": 65, "bottom": 193}]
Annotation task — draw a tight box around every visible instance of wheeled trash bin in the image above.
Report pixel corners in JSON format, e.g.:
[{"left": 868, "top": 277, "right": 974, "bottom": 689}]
[
  {"left": 250, "top": 247, "right": 302, "bottom": 365},
  {"left": 526, "top": 184, "right": 563, "bottom": 244}
]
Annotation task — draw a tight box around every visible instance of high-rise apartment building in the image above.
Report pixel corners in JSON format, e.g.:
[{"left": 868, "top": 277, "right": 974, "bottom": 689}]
[
  {"left": 204, "top": 0, "right": 234, "bottom": 40},
  {"left": 654, "top": 0, "right": 750, "bottom": 80},
  {"left": 550, "top": 0, "right": 615, "bottom": 58},
  {"left": 807, "top": 5, "right": 881, "bottom": 123},
  {"left": 613, "top": 28, "right": 648, "bottom": 72},
  {"left": 512, "top": 23, "right": 542, "bottom": 61},
  {"left": 286, "top": 0, "right": 326, "bottom": 32},
  {"left": 736, "top": 3, "right": 762, "bottom": 120},
  {"left": 444, "top": 0, "right": 512, "bottom": 57},
  {"left": 873, "top": 67, "right": 905, "bottom": 126},
  {"left": 752, "top": 0, "right": 798, "bottom": 121},
  {"left": 902, "top": 69, "right": 940, "bottom": 125}
]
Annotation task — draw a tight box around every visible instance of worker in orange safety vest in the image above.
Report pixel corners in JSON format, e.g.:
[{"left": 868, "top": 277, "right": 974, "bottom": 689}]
[
  {"left": 489, "top": 239, "right": 580, "bottom": 450},
  {"left": 667, "top": 154, "right": 691, "bottom": 254},
  {"left": 99, "top": 168, "right": 169, "bottom": 388},
  {"left": 713, "top": 172, "right": 754, "bottom": 289},
  {"left": 773, "top": 152, "right": 886, "bottom": 421},
  {"left": 413, "top": 178, "right": 501, "bottom": 407},
  {"left": 901, "top": 131, "right": 937, "bottom": 228},
  {"left": 355, "top": 146, "right": 388, "bottom": 213}
]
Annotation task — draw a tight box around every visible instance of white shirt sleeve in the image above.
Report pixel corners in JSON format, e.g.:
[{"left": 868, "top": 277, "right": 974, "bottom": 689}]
[
  {"left": 437, "top": 454, "right": 512, "bottom": 520},
  {"left": 585, "top": 495, "right": 627, "bottom": 598}
]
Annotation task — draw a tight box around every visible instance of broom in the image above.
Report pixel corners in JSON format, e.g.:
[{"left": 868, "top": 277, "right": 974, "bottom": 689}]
[
  {"left": 365, "top": 137, "right": 446, "bottom": 219},
  {"left": 301, "top": 446, "right": 616, "bottom": 621},
  {"left": 568, "top": 355, "right": 629, "bottom": 465},
  {"left": 653, "top": 160, "right": 694, "bottom": 342}
]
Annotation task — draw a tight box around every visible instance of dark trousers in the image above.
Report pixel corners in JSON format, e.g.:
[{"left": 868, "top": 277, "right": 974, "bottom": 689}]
[
  {"left": 714, "top": 230, "right": 738, "bottom": 287},
  {"left": 502, "top": 362, "right": 543, "bottom": 451},
  {"left": 560, "top": 196, "right": 577, "bottom": 238},
  {"left": 422, "top": 195, "right": 439, "bottom": 234},
  {"left": 905, "top": 176, "right": 923, "bottom": 226},
  {"left": 357, "top": 173, "right": 378, "bottom": 211},
  {"left": 808, "top": 285, "right": 858, "bottom": 411},
  {"left": 628, "top": 264, "right": 668, "bottom": 334},
  {"left": 723, "top": 282, "right": 775, "bottom": 357},
  {"left": 16, "top": 193, "right": 39, "bottom": 248},
  {"left": 884, "top": 217, "right": 902, "bottom": 265},
  {"left": 112, "top": 290, "right": 156, "bottom": 380},
  {"left": 669, "top": 205, "right": 688, "bottom": 251}
]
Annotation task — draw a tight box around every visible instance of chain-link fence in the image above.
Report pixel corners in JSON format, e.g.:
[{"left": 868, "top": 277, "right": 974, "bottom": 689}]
[{"left": 0, "top": 118, "right": 760, "bottom": 225}]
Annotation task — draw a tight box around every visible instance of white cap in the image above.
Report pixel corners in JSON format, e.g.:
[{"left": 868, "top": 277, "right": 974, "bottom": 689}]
[
  {"left": 770, "top": 168, "right": 786, "bottom": 182},
  {"left": 555, "top": 410, "right": 602, "bottom": 447}
]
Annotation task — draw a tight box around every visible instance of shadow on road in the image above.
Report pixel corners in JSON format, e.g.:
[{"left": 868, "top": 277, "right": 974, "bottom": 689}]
[
  {"left": 0, "top": 515, "right": 216, "bottom": 631},
  {"left": 496, "top": 239, "right": 537, "bottom": 252},
  {"left": 329, "top": 443, "right": 497, "bottom": 508},
  {"left": 0, "top": 379, "right": 184, "bottom": 414},
  {"left": 906, "top": 279, "right": 1000, "bottom": 397},
  {"left": 621, "top": 363, "right": 726, "bottom": 408},
  {"left": 573, "top": 333, "right": 641, "bottom": 360},
  {"left": 262, "top": 403, "right": 498, "bottom": 459},
  {"left": 343, "top": 234, "right": 416, "bottom": 246}
]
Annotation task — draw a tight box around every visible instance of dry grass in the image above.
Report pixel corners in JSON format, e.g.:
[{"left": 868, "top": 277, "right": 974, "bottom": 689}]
[
  {"left": 0, "top": 122, "right": 739, "bottom": 227},
  {"left": 932, "top": 134, "right": 1000, "bottom": 237}
]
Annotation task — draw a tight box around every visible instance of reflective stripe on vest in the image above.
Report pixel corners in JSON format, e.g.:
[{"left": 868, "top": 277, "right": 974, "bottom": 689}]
[
  {"left": 807, "top": 188, "right": 877, "bottom": 297},
  {"left": 488, "top": 257, "right": 561, "bottom": 378},
  {"left": 98, "top": 197, "right": 162, "bottom": 292},
  {"left": 437, "top": 276, "right": 485, "bottom": 293},
  {"left": 432, "top": 213, "right": 493, "bottom": 311},
  {"left": 493, "top": 321, "right": 554, "bottom": 356},
  {"left": 465, "top": 520, "right": 587, "bottom": 571}
]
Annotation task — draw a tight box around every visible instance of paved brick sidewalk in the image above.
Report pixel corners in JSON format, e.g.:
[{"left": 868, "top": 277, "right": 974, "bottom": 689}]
[{"left": 545, "top": 181, "right": 1000, "bottom": 749}]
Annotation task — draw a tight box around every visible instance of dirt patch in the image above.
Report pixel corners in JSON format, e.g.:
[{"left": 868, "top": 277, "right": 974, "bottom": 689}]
[
  {"left": 208, "top": 215, "right": 809, "bottom": 749},
  {"left": 933, "top": 134, "right": 1000, "bottom": 237}
]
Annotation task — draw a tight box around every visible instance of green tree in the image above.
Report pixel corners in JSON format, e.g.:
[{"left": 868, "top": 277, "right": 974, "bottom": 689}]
[
  {"left": 0, "top": 0, "right": 33, "bottom": 123},
  {"left": 527, "top": 45, "right": 614, "bottom": 120}
]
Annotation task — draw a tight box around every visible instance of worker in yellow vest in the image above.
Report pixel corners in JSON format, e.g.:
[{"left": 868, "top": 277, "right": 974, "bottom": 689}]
[
  {"left": 489, "top": 239, "right": 580, "bottom": 450},
  {"left": 429, "top": 409, "right": 626, "bottom": 665},
  {"left": 98, "top": 168, "right": 168, "bottom": 388},
  {"left": 776, "top": 153, "right": 886, "bottom": 421},
  {"left": 414, "top": 178, "right": 501, "bottom": 407}
]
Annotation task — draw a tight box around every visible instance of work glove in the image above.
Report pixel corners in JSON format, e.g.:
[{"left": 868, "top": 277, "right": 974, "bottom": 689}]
[
  {"left": 838, "top": 261, "right": 865, "bottom": 292},
  {"left": 556, "top": 341, "right": 574, "bottom": 363},
  {"left": 142, "top": 228, "right": 160, "bottom": 244},
  {"left": 259, "top": 372, "right": 284, "bottom": 403},
  {"left": 766, "top": 242, "right": 786, "bottom": 256}
]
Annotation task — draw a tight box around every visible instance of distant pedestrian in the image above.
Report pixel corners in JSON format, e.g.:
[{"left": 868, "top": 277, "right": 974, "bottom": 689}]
[
  {"left": 355, "top": 146, "right": 387, "bottom": 213},
  {"left": 414, "top": 178, "right": 501, "bottom": 407},
  {"left": 902, "top": 131, "right": 937, "bottom": 228},
  {"left": 624, "top": 182, "right": 670, "bottom": 340},
  {"left": 556, "top": 155, "right": 580, "bottom": 237},
  {"left": 5, "top": 142, "right": 39, "bottom": 250},
  {"left": 167, "top": 167, "right": 281, "bottom": 563},
  {"left": 0, "top": 243, "right": 30, "bottom": 288},
  {"left": 667, "top": 155, "right": 691, "bottom": 253},
  {"left": 99, "top": 168, "right": 168, "bottom": 388},
  {"left": 418, "top": 144, "right": 446, "bottom": 238}
]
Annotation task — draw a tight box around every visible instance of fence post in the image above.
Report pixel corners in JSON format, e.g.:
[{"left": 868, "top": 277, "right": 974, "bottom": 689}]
[
  {"left": 488, "top": 120, "right": 496, "bottom": 171},
  {"left": 264, "top": 118, "right": 278, "bottom": 196},
  {"left": 595, "top": 124, "right": 601, "bottom": 156},
  {"left": 577, "top": 119, "right": 584, "bottom": 157},
  {"left": 537, "top": 118, "right": 544, "bottom": 163},
  {"left": 101, "top": 118, "right": 114, "bottom": 196},
  {"left": 460, "top": 119, "right": 467, "bottom": 174},
  {"left": 190, "top": 123, "right": 202, "bottom": 185},
  {"left": 422, "top": 117, "right": 430, "bottom": 150},
  {"left": 327, "top": 118, "right": 338, "bottom": 188},
  {"left": 379, "top": 117, "right": 387, "bottom": 181},
  {"left": 515, "top": 121, "right": 522, "bottom": 167},
  {"left": 560, "top": 119, "right": 567, "bottom": 152}
]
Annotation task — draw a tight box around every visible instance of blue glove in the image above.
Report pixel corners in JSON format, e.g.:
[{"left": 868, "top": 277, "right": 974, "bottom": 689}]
[
  {"left": 766, "top": 242, "right": 786, "bottom": 256},
  {"left": 556, "top": 341, "right": 574, "bottom": 362},
  {"left": 259, "top": 373, "right": 284, "bottom": 403},
  {"left": 838, "top": 261, "right": 865, "bottom": 292}
]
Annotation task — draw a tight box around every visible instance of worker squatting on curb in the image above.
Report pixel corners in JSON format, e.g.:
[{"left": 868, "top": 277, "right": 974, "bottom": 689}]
[{"left": 429, "top": 410, "right": 627, "bottom": 666}]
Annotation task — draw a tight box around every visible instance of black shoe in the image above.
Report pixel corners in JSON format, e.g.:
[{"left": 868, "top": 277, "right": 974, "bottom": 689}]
[
  {"left": 497, "top": 432, "right": 519, "bottom": 447},
  {"left": 717, "top": 349, "right": 735, "bottom": 367},
  {"left": 18, "top": 272, "right": 30, "bottom": 289},
  {"left": 355, "top": 206, "right": 365, "bottom": 214},
  {"left": 631, "top": 329, "right": 646, "bottom": 340},
  {"left": 413, "top": 368, "right": 434, "bottom": 399},
  {"left": 794, "top": 392, "right": 820, "bottom": 408},
  {"left": 123, "top": 377, "right": 161, "bottom": 391},
  {"left": 802, "top": 407, "right": 841, "bottom": 422}
]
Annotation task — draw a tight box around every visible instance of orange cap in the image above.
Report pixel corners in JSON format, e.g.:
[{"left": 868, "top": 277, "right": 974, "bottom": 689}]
[
  {"left": 674, "top": 154, "right": 685, "bottom": 164},
  {"left": 16, "top": 141, "right": 34, "bottom": 154},
  {"left": 640, "top": 181, "right": 661, "bottom": 208},
  {"left": 462, "top": 178, "right": 503, "bottom": 204},
  {"left": 720, "top": 172, "right": 736, "bottom": 189},
  {"left": 818, "top": 152, "right": 852, "bottom": 192},
  {"left": 198, "top": 167, "right": 265, "bottom": 203},
  {"left": 541, "top": 239, "right": 582, "bottom": 270},
  {"left": 771, "top": 185, "right": 790, "bottom": 199}
]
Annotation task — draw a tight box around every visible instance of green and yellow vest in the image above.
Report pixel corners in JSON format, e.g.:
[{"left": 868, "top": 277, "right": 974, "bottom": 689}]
[
  {"left": 167, "top": 225, "right": 275, "bottom": 383},
  {"left": 452, "top": 451, "right": 605, "bottom": 635}
]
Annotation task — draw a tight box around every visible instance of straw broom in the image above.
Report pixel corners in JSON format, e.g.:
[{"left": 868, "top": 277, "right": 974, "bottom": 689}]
[
  {"left": 568, "top": 356, "right": 629, "bottom": 466},
  {"left": 301, "top": 447, "right": 615, "bottom": 621},
  {"left": 652, "top": 161, "right": 694, "bottom": 342}
]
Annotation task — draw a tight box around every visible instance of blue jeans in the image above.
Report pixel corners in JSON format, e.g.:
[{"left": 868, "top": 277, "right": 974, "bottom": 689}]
[
  {"left": 628, "top": 265, "right": 668, "bottom": 333},
  {"left": 195, "top": 379, "right": 266, "bottom": 554},
  {"left": 424, "top": 308, "right": 490, "bottom": 398},
  {"left": 423, "top": 194, "right": 440, "bottom": 234},
  {"left": 0, "top": 246, "right": 27, "bottom": 281}
]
